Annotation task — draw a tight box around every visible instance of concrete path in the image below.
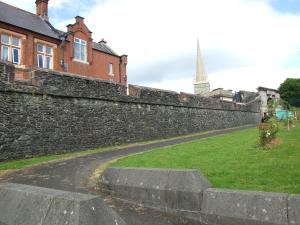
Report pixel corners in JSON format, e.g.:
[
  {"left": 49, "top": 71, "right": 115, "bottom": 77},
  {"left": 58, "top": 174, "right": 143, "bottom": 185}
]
[{"left": 0, "top": 125, "right": 254, "bottom": 225}]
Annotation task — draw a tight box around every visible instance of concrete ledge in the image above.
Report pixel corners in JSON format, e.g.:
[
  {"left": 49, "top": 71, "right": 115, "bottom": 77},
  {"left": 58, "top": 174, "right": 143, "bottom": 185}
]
[
  {"left": 288, "top": 194, "right": 300, "bottom": 225},
  {"left": 99, "top": 168, "right": 300, "bottom": 225},
  {"left": 99, "top": 167, "right": 212, "bottom": 212},
  {"left": 201, "top": 188, "right": 289, "bottom": 225},
  {"left": 0, "top": 183, "right": 126, "bottom": 225}
]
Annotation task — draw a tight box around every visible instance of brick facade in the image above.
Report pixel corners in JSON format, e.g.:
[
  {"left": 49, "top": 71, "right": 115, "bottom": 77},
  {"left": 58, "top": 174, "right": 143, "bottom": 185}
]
[{"left": 0, "top": 0, "right": 127, "bottom": 84}]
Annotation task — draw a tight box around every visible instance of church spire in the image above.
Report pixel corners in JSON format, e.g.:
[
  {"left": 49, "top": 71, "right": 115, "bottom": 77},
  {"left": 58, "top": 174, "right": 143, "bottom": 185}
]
[
  {"left": 194, "top": 39, "right": 208, "bottom": 83},
  {"left": 193, "top": 39, "right": 210, "bottom": 96}
]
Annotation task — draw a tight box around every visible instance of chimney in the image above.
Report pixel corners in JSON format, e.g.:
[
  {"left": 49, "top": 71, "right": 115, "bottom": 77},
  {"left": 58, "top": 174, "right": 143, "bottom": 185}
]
[
  {"left": 36, "top": 0, "right": 49, "bottom": 21},
  {"left": 75, "top": 16, "right": 85, "bottom": 24}
]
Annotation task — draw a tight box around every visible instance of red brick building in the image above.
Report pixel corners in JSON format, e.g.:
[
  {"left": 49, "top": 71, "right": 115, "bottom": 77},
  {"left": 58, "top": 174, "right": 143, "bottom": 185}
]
[{"left": 0, "top": 0, "right": 128, "bottom": 84}]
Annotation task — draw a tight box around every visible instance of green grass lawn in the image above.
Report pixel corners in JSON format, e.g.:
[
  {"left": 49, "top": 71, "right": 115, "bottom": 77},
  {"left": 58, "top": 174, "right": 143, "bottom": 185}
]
[{"left": 112, "top": 122, "right": 300, "bottom": 194}]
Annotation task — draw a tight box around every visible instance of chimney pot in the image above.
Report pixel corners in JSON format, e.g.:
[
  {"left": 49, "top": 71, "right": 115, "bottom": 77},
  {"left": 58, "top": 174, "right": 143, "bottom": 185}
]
[{"left": 99, "top": 39, "right": 107, "bottom": 44}]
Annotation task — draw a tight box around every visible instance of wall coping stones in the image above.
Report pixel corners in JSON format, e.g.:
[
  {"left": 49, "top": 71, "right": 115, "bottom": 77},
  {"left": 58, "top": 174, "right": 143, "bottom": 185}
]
[
  {"left": 0, "top": 61, "right": 260, "bottom": 113},
  {"left": 99, "top": 167, "right": 212, "bottom": 212},
  {"left": 0, "top": 182, "right": 126, "bottom": 225}
]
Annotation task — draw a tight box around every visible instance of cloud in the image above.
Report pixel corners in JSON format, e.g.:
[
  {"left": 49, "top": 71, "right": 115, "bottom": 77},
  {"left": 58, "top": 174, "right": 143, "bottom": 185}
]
[
  {"left": 75, "top": 0, "right": 300, "bottom": 92},
  {"left": 1, "top": 0, "right": 35, "bottom": 12},
  {"left": 129, "top": 49, "right": 253, "bottom": 84},
  {"left": 49, "top": 0, "right": 72, "bottom": 8},
  {"left": 2, "top": 0, "right": 300, "bottom": 93}
]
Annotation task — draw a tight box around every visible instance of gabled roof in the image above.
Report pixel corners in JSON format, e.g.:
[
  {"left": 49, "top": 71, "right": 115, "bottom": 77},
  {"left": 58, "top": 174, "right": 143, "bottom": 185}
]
[
  {"left": 0, "top": 1, "right": 60, "bottom": 40},
  {"left": 92, "top": 42, "right": 118, "bottom": 56}
]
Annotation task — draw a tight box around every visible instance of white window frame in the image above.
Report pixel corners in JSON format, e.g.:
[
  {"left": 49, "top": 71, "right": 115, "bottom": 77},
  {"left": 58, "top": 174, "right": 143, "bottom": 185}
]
[
  {"left": 74, "top": 37, "right": 87, "bottom": 63},
  {"left": 1, "top": 45, "right": 9, "bottom": 61},
  {"left": 12, "top": 48, "right": 20, "bottom": 64},
  {"left": 36, "top": 43, "right": 53, "bottom": 69},
  {"left": 1, "top": 33, "right": 21, "bottom": 64},
  {"left": 108, "top": 63, "right": 114, "bottom": 75}
]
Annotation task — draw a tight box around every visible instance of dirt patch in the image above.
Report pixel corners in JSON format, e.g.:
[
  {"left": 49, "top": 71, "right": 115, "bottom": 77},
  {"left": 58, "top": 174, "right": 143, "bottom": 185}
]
[
  {"left": 0, "top": 169, "right": 17, "bottom": 178},
  {"left": 264, "top": 138, "right": 283, "bottom": 150},
  {"left": 87, "top": 158, "right": 121, "bottom": 193}
]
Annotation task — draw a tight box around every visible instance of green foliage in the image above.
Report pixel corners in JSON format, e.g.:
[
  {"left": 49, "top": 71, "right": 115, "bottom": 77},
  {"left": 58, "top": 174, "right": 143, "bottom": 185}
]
[
  {"left": 258, "top": 120, "right": 279, "bottom": 149},
  {"left": 278, "top": 78, "right": 300, "bottom": 107},
  {"left": 267, "top": 99, "right": 277, "bottom": 118},
  {"left": 279, "top": 99, "right": 291, "bottom": 110}
]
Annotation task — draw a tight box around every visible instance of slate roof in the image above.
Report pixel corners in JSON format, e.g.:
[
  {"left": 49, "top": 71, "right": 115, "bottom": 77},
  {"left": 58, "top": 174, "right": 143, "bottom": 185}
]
[
  {"left": 92, "top": 42, "right": 118, "bottom": 56},
  {"left": 0, "top": 1, "right": 60, "bottom": 40}
]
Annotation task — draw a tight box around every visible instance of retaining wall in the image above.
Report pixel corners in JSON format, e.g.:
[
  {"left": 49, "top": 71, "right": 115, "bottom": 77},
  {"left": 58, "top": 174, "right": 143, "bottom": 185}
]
[
  {"left": 99, "top": 167, "right": 300, "bottom": 225},
  {"left": 0, "top": 61, "right": 261, "bottom": 161},
  {"left": 100, "top": 167, "right": 212, "bottom": 212}
]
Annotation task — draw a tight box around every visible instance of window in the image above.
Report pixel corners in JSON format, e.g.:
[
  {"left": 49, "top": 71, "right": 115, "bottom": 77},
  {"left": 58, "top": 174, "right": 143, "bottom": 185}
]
[
  {"left": 108, "top": 63, "right": 113, "bottom": 75},
  {"left": 74, "top": 38, "right": 87, "bottom": 62},
  {"left": 37, "top": 43, "right": 53, "bottom": 69},
  {"left": 1, "top": 34, "right": 21, "bottom": 64}
]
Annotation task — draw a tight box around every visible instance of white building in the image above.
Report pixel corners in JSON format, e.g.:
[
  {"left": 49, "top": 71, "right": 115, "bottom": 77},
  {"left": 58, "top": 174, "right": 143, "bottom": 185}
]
[{"left": 257, "top": 86, "right": 280, "bottom": 116}]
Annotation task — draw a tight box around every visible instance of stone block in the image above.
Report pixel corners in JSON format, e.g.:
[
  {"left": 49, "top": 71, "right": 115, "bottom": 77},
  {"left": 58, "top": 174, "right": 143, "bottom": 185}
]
[
  {"left": 99, "top": 167, "right": 212, "bottom": 212},
  {"left": 288, "top": 194, "right": 300, "bottom": 225},
  {"left": 201, "top": 188, "right": 289, "bottom": 225},
  {"left": 0, "top": 182, "right": 126, "bottom": 225}
]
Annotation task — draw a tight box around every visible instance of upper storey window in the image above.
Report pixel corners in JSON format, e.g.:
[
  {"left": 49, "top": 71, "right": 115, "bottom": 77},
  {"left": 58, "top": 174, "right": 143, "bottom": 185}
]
[
  {"left": 74, "top": 38, "right": 87, "bottom": 62},
  {"left": 108, "top": 63, "right": 114, "bottom": 75},
  {"left": 37, "top": 43, "right": 53, "bottom": 69},
  {"left": 1, "top": 34, "right": 20, "bottom": 64}
]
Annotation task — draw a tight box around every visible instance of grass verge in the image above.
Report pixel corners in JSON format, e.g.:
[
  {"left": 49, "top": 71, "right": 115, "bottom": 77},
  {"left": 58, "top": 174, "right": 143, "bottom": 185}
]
[{"left": 112, "top": 123, "right": 300, "bottom": 194}]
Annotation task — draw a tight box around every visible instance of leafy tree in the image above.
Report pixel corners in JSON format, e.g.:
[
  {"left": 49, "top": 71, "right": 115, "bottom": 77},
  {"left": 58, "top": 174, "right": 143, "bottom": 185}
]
[{"left": 278, "top": 78, "right": 300, "bottom": 107}]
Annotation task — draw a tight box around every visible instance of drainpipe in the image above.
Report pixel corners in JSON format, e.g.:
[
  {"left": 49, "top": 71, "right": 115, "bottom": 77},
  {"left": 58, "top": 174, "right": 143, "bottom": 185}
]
[
  {"left": 59, "top": 35, "right": 67, "bottom": 71},
  {"left": 119, "top": 57, "right": 122, "bottom": 84}
]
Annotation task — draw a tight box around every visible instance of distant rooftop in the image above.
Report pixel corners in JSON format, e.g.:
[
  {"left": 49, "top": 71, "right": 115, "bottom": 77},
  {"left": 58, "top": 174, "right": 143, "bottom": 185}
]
[{"left": 257, "top": 86, "right": 279, "bottom": 93}]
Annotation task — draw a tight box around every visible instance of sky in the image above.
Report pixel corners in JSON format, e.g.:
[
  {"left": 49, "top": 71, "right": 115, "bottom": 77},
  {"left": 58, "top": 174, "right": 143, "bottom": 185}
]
[{"left": 2, "top": 0, "right": 300, "bottom": 93}]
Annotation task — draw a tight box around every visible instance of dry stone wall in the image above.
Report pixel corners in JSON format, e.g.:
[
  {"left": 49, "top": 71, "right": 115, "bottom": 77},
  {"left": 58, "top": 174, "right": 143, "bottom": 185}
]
[{"left": 0, "top": 61, "right": 261, "bottom": 161}]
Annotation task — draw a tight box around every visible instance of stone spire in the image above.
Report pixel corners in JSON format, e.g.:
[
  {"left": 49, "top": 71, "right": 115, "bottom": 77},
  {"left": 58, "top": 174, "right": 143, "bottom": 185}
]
[{"left": 193, "top": 39, "right": 210, "bottom": 96}]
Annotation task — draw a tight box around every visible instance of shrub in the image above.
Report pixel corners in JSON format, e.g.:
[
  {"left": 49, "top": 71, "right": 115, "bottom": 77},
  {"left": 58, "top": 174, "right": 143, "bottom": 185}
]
[{"left": 258, "top": 120, "right": 279, "bottom": 149}]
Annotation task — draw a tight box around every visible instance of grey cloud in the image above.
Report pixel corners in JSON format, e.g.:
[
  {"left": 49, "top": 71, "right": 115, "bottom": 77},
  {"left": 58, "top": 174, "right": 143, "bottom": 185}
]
[{"left": 128, "top": 49, "right": 255, "bottom": 84}]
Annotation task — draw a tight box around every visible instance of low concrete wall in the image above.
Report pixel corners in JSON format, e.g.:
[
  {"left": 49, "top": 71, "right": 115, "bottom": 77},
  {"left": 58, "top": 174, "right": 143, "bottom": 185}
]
[
  {"left": 0, "top": 183, "right": 126, "bottom": 225},
  {"left": 99, "top": 167, "right": 212, "bottom": 212},
  {"left": 99, "top": 167, "right": 300, "bottom": 225},
  {"left": 201, "top": 188, "right": 288, "bottom": 225}
]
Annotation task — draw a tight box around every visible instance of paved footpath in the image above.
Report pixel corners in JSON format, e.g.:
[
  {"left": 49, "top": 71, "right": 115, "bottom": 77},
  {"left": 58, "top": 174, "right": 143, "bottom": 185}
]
[{"left": 0, "top": 125, "right": 254, "bottom": 225}]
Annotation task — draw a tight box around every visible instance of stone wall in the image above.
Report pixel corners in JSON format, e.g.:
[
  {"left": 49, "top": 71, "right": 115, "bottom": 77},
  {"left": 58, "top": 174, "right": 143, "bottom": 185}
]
[{"left": 0, "top": 61, "right": 261, "bottom": 161}]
